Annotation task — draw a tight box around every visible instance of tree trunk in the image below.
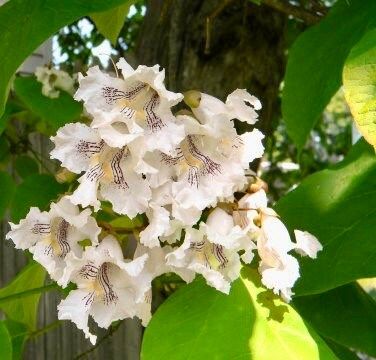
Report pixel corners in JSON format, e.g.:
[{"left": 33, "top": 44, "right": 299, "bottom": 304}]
[{"left": 136, "top": 0, "right": 286, "bottom": 137}]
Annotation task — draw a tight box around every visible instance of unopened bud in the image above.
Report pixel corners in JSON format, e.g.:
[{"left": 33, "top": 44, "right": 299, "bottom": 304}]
[
  {"left": 176, "top": 109, "right": 194, "bottom": 117},
  {"left": 55, "top": 168, "right": 76, "bottom": 184},
  {"left": 183, "top": 90, "right": 201, "bottom": 109},
  {"left": 249, "top": 177, "right": 268, "bottom": 193}
]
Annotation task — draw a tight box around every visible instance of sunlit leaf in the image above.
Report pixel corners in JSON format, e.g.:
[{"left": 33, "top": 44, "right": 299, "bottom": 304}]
[
  {"left": 282, "top": 0, "right": 376, "bottom": 151},
  {"left": 343, "top": 29, "right": 376, "bottom": 149},
  {"left": 141, "top": 268, "right": 337, "bottom": 360},
  {"left": 91, "top": 2, "right": 131, "bottom": 45}
]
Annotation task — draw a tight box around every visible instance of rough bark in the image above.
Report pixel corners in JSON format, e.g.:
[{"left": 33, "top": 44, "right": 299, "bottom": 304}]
[{"left": 136, "top": 0, "right": 286, "bottom": 137}]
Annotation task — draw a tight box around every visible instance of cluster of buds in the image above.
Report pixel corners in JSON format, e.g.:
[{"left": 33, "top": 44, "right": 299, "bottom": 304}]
[{"left": 7, "top": 59, "right": 321, "bottom": 344}]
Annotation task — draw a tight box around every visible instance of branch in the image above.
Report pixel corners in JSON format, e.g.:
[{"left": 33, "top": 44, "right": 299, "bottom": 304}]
[{"left": 261, "top": 0, "right": 324, "bottom": 25}]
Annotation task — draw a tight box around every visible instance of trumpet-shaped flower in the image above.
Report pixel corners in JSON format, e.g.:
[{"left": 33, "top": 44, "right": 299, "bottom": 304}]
[
  {"left": 186, "top": 88, "right": 261, "bottom": 125},
  {"left": 147, "top": 113, "right": 264, "bottom": 224},
  {"left": 74, "top": 59, "right": 185, "bottom": 155},
  {"left": 233, "top": 190, "right": 322, "bottom": 301},
  {"left": 6, "top": 197, "right": 100, "bottom": 284},
  {"left": 50, "top": 122, "right": 151, "bottom": 217},
  {"left": 58, "top": 235, "right": 148, "bottom": 344},
  {"left": 167, "top": 208, "right": 245, "bottom": 294}
]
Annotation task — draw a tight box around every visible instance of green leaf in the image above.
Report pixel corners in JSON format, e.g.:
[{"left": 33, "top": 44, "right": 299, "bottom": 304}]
[
  {"left": 293, "top": 283, "right": 376, "bottom": 356},
  {"left": 0, "top": 171, "right": 15, "bottom": 219},
  {"left": 110, "top": 214, "right": 145, "bottom": 229},
  {"left": 0, "top": 0, "right": 136, "bottom": 118},
  {"left": 0, "top": 321, "right": 12, "bottom": 360},
  {"left": 343, "top": 29, "right": 376, "bottom": 149},
  {"left": 13, "top": 77, "right": 82, "bottom": 132},
  {"left": 0, "top": 262, "right": 46, "bottom": 330},
  {"left": 282, "top": 0, "right": 376, "bottom": 151},
  {"left": 275, "top": 140, "right": 376, "bottom": 295},
  {"left": 325, "top": 339, "right": 360, "bottom": 360},
  {"left": 91, "top": 2, "right": 131, "bottom": 46},
  {"left": 14, "top": 155, "right": 39, "bottom": 179},
  {"left": 0, "top": 136, "right": 10, "bottom": 163},
  {"left": 0, "top": 100, "right": 24, "bottom": 136},
  {"left": 11, "top": 174, "right": 66, "bottom": 222},
  {"left": 141, "top": 268, "right": 337, "bottom": 360},
  {"left": 3, "top": 320, "right": 28, "bottom": 360}
]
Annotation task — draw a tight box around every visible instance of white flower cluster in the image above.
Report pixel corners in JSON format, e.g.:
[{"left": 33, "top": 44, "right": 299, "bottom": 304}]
[
  {"left": 7, "top": 59, "right": 322, "bottom": 344},
  {"left": 35, "top": 66, "right": 75, "bottom": 99}
]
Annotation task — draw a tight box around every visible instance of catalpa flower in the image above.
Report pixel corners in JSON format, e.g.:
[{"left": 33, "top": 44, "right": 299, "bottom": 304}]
[
  {"left": 233, "top": 189, "right": 322, "bottom": 301},
  {"left": 146, "top": 112, "right": 264, "bottom": 225},
  {"left": 185, "top": 88, "right": 261, "bottom": 125},
  {"left": 6, "top": 197, "right": 100, "bottom": 284},
  {"left": 58, "top": 235, "right": 148, "bottom": 345},
  {"left": 134, "top": 244, "right": 195, "bottom": 303},
  {"left": 50, "top": 122, "right": 151, "bottom": 217},
  {"left": 35, "top": 66, "right": 75, "bottom": 99},
  {"left": 74, "top": 58, "right": 185, "bottom": 155},
  {"left": 167, "top": 208, "right": 246, "bottom": 294}
]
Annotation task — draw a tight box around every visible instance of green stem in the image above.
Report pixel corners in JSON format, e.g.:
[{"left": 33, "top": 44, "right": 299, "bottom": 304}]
[
  {"left": 0, "top": 283, "right": 59, "bottom": 304},
  {"left": 29, "top": 320, "right": 62, "bottom": 339}
]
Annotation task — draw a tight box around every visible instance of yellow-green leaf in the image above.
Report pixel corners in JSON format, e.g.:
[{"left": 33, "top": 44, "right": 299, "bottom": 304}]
[
  {"left": 343, "top": 29, "right": 376, "bottom": 148},
  {"left": 0, "top": 262, "right": 46, "bottom": 330},
  {"left": 91, "top": 3, "right": 131, "bottom": 46},
  {"left": 141, "top": 268, "right": 337, "bottom": 360}
]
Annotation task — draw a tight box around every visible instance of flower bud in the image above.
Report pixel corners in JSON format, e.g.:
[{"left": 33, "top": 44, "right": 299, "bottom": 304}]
[
  {"left": 183, "top": 90, "right": 201, "bottom": 108},
  {"left": 55, "top": 168, "right": 76, "bottom": 184}
]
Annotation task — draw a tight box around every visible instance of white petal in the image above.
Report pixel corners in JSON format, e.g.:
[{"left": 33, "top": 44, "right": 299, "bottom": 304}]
[
  {"left": 259, "top": 254, "right": 300, "bottom": 302},
  {"left": 130, "top": 63, "right": 183, "bottom": 106},
  {"left": 74, "top": 66, "right": 126, "bottom": 115},
  {"left": 91, "top": 109, "right": 143, "bottom": 148},
  {"left": 99, "top": 164, "right": 151, "bottom": 218},
  {"left": 191, "top": 263, "right": 231, "bottom": 294},
  {"left": 140, "top": 204, "right": 170, "bottom": 248},
  {"left": 206, "top": 208, "right": 234, "bottom": 236},
  {"left": 239, "top": 129, "right": 265, "bottom": 166},
  {"left": 58, "top": 289, "right": 96, "bottom": 344},
  {"left": 191, "top": 93, "right": 227, "bottom": 122},
  {"left": 225, "top": 89, "right": 261, "bottom": 124},
  {"left": 6, "top": 207, "right": 51, "bottom": 250},
  {"left": 68, "top": 173, "right": 101, "bottom": 211},
  {"left": 293, "top": 230, "right": 323, "bottom": 259},
  {"left": 50, "top": 123, "right": 102, "bottom": 174},
  {"left": 116, "top": 58, "right": 135, "bottom": 78},
  {"left": 50, "top": 196, "right": 92, "bottom": 229},
  {"left": 238, "top": 190, "right": 268, "bottom": 211},
  {"left": 261, "top": 215, "right": 295, "bottom": 255}
]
